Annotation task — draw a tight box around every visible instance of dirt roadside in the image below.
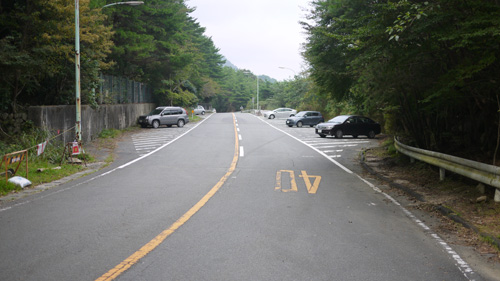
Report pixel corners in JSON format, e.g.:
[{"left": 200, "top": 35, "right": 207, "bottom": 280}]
[{"left": 361, "top": 137, "right": 500, "bottom": 280}]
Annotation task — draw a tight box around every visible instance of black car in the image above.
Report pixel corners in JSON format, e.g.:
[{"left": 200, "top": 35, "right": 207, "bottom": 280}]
[
  {"left": 315, "top": 115, "right": 381, "bottom": 138},
  {"left": 286, "top": 111, "right": 324, "bottom": 127}
]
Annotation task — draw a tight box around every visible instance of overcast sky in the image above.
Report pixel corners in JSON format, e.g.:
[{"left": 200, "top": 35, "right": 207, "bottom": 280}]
[{"left": 186, "top": 0, "right": 312, "bottom": 81}]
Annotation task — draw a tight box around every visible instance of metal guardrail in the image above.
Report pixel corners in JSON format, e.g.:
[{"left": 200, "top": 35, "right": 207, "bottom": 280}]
[{"left": 394, "top": 137, "right": 500, "bottom": 202}]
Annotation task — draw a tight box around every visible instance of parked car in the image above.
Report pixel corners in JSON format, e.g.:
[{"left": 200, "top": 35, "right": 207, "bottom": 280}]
[
  {"left": 315, "top": 115, "right": 381, "bottom": 138},
  {"left": 286, "top": 111, "right": 324, "bottom": 127},
  {"left": 263, "top": 108, "right": 297, "bottom": 119},
  {"left": 137, "top": 106, "right": 189, "bottom": 128},
  {"left": 193, "top": 105, "right": 205, "bottom": 115}
]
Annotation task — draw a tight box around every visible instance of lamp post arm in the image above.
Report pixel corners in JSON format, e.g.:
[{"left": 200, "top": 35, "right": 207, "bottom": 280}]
[
  {"left": 102, "top": 1, "right": 144, "bottom": 8},
  {"left": 278, "top": 66, "right": 297, "bottom": 79}
]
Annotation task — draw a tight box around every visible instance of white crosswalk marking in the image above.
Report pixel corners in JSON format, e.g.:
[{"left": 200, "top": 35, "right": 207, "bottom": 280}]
[
  {"left": 132, "top": 127, "right": 190, "bottom": 156},
  {"left": 270, "top": 119, "right": 377, "bottom": 161}
]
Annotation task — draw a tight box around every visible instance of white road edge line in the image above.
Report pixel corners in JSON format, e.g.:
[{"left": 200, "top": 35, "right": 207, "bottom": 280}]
[
  {"left": 0, "top": 114, "right": 214, "bottom": 213},
  {"left": 256, "top": 117, "right": 353, "bottom": 174},
  {"left": 257, "top": 115, "right": 477, "bottom": 281},
  {"left": 356, "top": 175, "right": 476, "bottom": 280}
]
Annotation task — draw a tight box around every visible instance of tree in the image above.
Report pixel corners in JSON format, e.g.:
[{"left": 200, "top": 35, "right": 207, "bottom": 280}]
[
  {"left": 0, "top": 0, "right": 113, "bottom": 111},
  {"left": 302, "top": 0, "right": 500, "bottom": 162},
  {"left": 105, "top": 0, "right": 224, "bottom": 107}
]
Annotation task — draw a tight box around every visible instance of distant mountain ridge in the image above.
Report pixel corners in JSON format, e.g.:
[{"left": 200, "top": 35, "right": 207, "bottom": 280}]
[
  {"left": 223, "top": 59, "right": 238, "bottom": 70},
  {"left": 223, "top": 58, "right": 277, "bottom": 83}
]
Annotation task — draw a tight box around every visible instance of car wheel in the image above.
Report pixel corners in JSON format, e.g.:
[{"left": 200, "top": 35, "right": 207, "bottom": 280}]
[
  {"left": 177, "top": 119, "right": 185, "bottom": 128},
  {"left": 319, "top": 134, "right": 326, "bottom": 138},
  {"left": 201, "top": 111, "right": 205, "bottom": 115},
  {"left": 297, "top": 121, "right": 303, "bottom": 127},
  {"left": 335, "top": 130, "right": 343, "bottom": 138},
  {"left": 368, "top": 130, "right": 376, "bottom": 139},
  {"left": 269, "top": 114, "right": 275, "bottom": 119},
  {"left": 152, "top": 120, "right": 160, "bottom": 129}
]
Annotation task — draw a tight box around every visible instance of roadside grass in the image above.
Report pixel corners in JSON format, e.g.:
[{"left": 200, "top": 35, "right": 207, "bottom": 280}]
[
  {"left": 0, "top": 160, "right": 86, "bottom": 196},
  {"left": 1, "top": 117, "right": 204, "bottom": 196},
  {"left": 0, "top": 127, "right": 125, "bottom": 196},
  {"left": 0, "top": 150, "right": 88, "bottom": 196},
  {"left": 190, "top": 114, "right": 202, "bottom": 122},
  {"left": 98, "top": 128, "right": 121, "bottom": 139}
]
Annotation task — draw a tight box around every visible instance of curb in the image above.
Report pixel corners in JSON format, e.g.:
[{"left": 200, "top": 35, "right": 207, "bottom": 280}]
[
  {"left": 0, "top": 162, "right": 105, "bottom": 205},
  {"left": 360, "top": 148, "right": 500, "bottom": 251}
]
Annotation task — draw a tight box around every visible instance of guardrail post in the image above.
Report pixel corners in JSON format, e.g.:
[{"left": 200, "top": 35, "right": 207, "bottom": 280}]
[
  {"left": 394, "top": 137, "right": 500, "bottom": 202},
  {"left": 439, "top": 168, "right": 446, "bottom": 181}
]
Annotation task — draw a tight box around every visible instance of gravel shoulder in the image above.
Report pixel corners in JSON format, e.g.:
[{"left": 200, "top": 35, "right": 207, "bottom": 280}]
[{"left": 362, "top": 137, "right": 500, "bottom": 280}]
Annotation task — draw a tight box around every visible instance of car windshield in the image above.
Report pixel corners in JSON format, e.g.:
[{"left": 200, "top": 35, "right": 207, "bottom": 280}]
[
  {"left": 149, "top": 108, "right": 163, "bottom": 115},
  {"left": 327, "top": 115, "right": 349, "bottom": 123},
  {"left": 295, "top": 112, "right": 307, "bottom": 117}
]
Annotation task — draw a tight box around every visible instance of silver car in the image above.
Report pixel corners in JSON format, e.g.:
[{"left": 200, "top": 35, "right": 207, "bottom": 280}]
[
  {"left": 193, "top": 105, "right": 205, "bottom": 115},
  {"left": 263, "top": 108, "right": 297, "bottom": 119},
  {"left": 137, "top": 106, "right": 189, "bottom": 128}
]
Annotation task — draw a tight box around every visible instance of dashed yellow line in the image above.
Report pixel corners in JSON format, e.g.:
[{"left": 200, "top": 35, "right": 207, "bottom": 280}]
[{"left": 96, "top": 113, "right": 239, "bottom": 281}]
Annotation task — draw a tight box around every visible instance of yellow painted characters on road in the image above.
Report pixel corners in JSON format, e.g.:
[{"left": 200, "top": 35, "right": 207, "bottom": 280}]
[{"left": 275, "top": 170, "right": 321, "bottom": 194}]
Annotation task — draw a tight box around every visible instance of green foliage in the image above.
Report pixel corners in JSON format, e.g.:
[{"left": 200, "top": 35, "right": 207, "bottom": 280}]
[
  {"left": 213, "top": 68, "right": 259, "bottom": 111},
  {"left": 1, "top": 129, "right": 67, "bottom": 165},
  {"left": 0, "top": 0, "right": 113, "bottom": 112},
  {"left": 302, "top": 0, "right": 500, "bottom": 162},
  {"left": 0, "top": 0, "right": 225, "bottom": 111},
  {"left": 104, "top": 0, "right": 224, "bottom": 108},
  {"left": 0, "top": 126, "right": 85, "bottom": 194},
  {"left": 0, "top": 157, "right": 85, "bottom": 196},
  {"left": 98, "top": 128, "right": 121, "bottom": 139},
  {"left": 154, "top": 88, "right": 198, "bottom": 107}
]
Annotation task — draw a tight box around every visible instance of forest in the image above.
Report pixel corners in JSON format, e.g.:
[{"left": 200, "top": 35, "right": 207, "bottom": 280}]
[
  {"left": 302, "top": 0, "right": 500, "bottom": 164},
  {"left": 1, "top": 0, "right": 500, "bottom": 164},
  {"left": 0, "top": 0, "right": 224, "bottom": 112}
]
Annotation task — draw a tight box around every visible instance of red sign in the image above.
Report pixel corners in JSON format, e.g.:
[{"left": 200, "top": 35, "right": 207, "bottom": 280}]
[{"left": 72, "top": 142, "right": 80, "bottom": 155}]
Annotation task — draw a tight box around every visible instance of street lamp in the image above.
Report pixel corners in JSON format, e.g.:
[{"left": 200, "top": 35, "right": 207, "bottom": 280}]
[
  {"left": 256, "top": 76, "right": 259, "bottom": 114},
  {"left": 243, "top": 71, "right": 260, "bottom": 115},
  {"left": 278, "top": 66, "right": 297, "bottom": 79},
  {"left": 74, "top": 0, "right": 144, "bottom": 141},
  {"left": 102, "top": 1, "right": 144, "bottom": 8}
]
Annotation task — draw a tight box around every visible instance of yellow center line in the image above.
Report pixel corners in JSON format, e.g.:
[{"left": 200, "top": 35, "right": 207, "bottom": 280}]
[{"left": 96, "top": 113, "right": 240, "bottom": 281}]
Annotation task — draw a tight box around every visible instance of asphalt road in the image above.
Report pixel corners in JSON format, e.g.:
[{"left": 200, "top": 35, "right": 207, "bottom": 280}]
[{"left": 0, "top": 113, "right": 482, "bottom": 280}]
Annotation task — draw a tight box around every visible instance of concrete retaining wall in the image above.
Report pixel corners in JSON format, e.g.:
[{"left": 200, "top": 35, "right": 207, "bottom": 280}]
[{"left": 28, "top": 103, "right": 156, "bottom": 144}]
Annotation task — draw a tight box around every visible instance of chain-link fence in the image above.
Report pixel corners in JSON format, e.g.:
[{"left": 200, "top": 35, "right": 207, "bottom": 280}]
[{"left": 99, "top": 74, "right": 152, "bottom": 104}]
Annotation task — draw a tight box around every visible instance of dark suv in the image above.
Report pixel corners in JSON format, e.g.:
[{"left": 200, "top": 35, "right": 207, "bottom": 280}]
[{"left": 137, "top": 106, "right": 189, "bottom": 128}]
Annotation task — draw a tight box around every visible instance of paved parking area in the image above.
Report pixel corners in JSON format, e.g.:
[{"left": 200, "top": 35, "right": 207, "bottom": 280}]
[
  {"left": 131, "top": 115, "right": 206, "bottom": 156},
  {"left": 259, "top": 114, "right": 381, "bottom": 172}
]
